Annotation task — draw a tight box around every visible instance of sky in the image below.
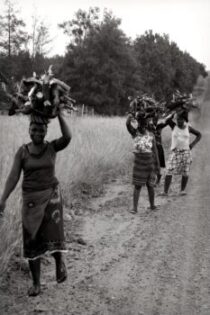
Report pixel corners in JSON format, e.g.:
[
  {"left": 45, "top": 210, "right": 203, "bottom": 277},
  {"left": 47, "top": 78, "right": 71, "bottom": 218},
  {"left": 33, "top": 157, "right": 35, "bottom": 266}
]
[{"left": 1, "top": 0, "right": 210, "bottom": 69}]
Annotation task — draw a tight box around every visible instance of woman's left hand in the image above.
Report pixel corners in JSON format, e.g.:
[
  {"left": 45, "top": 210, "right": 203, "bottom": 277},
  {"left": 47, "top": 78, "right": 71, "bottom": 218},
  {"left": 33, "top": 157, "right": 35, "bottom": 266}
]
[
  {"left": 155, "top": 164, "right": 161, "bottom": 175},
  {"left": 0, "top": 200, "right": 6, "bottom": 217}
]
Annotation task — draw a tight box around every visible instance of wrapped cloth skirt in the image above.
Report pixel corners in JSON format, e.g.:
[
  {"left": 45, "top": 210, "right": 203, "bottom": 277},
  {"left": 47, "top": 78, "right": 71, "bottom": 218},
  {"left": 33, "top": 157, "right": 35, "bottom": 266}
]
[
  {"left": 166, "top": 148, "right": 192, "bottom": 176},
  {"left": 22, "top": 185, "right": 66, "bottom": 260},
  {"left": 132, "top": 152, "right": 156, "bottom": 187}
]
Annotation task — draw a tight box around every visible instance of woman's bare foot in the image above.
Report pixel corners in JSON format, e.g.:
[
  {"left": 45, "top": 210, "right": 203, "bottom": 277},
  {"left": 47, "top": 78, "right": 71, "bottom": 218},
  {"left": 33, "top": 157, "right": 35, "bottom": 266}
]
[
  {"left": 56, "top": 261, "right": 67, "bottom": 283},
  {"left": 128, "top": 209, "right": 138, "bottom": 214},
  {"left": 28, "top": 284, "right": 41, "bottom": 297},
  {"left": 179, "top": 191, "right": 187, "bottom": 196},
  {"left": 149, "top": 205, "right": 160, "bottom": 211},
  {"left": 158, "top": 192, "right": 168, "bottom": 197}
]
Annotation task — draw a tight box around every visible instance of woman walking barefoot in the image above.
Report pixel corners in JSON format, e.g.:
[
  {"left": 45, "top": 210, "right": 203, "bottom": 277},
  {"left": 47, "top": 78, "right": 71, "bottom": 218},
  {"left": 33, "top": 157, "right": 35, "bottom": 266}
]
[
  {"left": 161, "top": 110, "right": 201, "bottom": 196},
  {"left": 0, "top": 111, "right": 71, "bottom": 296},
  {"left": 126, "top": 113, "right": 160, "bottom": 213}
]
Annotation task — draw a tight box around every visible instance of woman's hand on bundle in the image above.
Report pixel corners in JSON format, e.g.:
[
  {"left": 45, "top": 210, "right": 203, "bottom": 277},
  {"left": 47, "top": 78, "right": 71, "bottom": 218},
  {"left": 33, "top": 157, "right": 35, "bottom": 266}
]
[
  {"left": 127, "top": 113, "right": 134, "bottom": 121},
  {"left": 57, "top": 106, "right": 65, "bottom": 118}
]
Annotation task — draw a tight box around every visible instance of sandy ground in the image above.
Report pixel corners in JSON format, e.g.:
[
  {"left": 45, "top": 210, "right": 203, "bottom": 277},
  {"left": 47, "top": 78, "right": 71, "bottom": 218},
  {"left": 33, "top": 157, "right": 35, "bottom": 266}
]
[{"left": 1, "top": 77, "right": 210, "bottom": 315}]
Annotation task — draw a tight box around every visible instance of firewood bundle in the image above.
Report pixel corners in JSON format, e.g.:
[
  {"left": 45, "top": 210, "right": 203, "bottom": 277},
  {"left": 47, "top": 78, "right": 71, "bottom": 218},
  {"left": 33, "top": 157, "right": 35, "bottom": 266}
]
[
  {"left": 128, "top": 91, "right": 198, "bottom": 123},
  {"left": 164, "top": 90, "right": 198, "bottom": 117},
  {"left": 128, "top": 95, "right": 164, "bottom": 121},
  {"left": 2, "top": 66, "right": 77, "bottom": 118}
]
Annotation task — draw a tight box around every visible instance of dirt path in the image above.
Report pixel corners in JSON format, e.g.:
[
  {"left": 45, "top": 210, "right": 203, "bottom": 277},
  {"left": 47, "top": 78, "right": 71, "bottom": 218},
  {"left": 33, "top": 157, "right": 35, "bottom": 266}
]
[{"left": 1, "top": 78, "right": 210, "bottom": 315}]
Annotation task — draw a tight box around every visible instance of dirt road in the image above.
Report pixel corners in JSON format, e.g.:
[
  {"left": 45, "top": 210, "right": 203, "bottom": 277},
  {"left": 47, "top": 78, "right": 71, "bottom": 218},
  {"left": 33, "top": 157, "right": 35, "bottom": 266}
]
[{"left": 1, "top": 77, "right": 210, "bottom": 315}]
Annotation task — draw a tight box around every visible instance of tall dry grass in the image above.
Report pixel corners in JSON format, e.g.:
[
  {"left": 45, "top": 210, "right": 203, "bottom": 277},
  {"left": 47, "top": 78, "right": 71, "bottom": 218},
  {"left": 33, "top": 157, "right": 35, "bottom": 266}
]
[
  {"left": 0, "top": 114, "right": 133, "bottom": 275},
  {"left": 55, "top": 116, "right": 133, "bottom": 203}
]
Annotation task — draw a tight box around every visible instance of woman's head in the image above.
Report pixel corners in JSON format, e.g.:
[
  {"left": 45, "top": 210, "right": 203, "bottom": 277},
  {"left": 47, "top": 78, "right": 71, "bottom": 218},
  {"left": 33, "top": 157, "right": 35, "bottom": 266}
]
[
  {"left": 136, "top": 114, "right": 148, "bottom": 132},
  {"left": 29, "top": 115, "right": 48, "bottom": 145},
  {"left": 147, "top": 115, "right": 158, "bottom": 131},
  {"left": 175, "top": 110, "right": 188, "bottom": 128}
]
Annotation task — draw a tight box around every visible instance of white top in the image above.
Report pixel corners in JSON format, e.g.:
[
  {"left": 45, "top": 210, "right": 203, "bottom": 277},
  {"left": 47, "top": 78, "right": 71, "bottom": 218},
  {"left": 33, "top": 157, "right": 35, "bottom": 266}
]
[{"left": 171, "top": 123, "right": 190, "bottom": 150}]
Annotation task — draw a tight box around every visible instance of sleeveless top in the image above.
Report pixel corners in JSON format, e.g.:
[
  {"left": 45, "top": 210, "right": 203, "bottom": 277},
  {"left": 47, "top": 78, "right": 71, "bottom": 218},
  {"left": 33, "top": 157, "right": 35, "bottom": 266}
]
[
  {"left": 20, "top": 141, "right": 59, "bottom": 191},
  {"left": 171, "top": 123, "right": 190, "bottom": 151}
]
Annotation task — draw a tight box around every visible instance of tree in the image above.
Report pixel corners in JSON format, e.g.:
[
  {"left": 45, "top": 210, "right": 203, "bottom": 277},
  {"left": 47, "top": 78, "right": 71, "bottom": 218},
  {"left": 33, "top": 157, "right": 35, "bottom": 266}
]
[
  {"left": 30, "top": 14, "right": 52, "bottom": 58},
  {"left": 0, "top": 0, "right": 27, "bottom": 57},
  {"left": 59, "top": 9, "right": 142, "bottom": 115},
  {"left": 134, "top": 31, "right": 175, "bottom": 100},
  {"left": 134, "top": 30, "right": 207, "bottom": 101},
  {"left": 58, "top": 7, "right": 100, "bottom": 47}
]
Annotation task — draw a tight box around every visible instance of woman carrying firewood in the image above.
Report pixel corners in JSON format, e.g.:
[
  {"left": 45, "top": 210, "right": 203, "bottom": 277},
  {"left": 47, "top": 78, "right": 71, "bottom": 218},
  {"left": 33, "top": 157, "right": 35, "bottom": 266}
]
[
  {"left": 126, "top": 111, "right": 160, "bottom": 213},
  {"left": 160, "top": 109, "right": 201, "bottom": 196},
  {"left": 0, "top": 110, "right": 71, "bottom": 296}
]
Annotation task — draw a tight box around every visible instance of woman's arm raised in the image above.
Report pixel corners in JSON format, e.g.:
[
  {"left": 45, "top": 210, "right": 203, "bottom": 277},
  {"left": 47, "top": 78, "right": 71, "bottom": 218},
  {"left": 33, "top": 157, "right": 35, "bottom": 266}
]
[
  {"left": 126, "top": 114, "right": 137, "bottom": 137},
  {"left": 52, "top": 111, "right": 72, "bottom": 152}
]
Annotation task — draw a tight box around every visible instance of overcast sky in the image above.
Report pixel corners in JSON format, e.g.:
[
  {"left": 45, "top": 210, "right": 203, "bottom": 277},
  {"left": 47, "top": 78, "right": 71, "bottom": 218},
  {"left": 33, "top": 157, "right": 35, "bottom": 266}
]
[{"left": 1, "top": 0, "right": 210, "bottom": 69}]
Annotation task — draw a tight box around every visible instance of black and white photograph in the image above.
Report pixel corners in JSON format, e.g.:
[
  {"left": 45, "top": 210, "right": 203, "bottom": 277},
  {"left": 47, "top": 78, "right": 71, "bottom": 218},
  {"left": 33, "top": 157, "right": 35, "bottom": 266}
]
[{"left": 0, "top": 0, "right": 209, "bottom": 314}]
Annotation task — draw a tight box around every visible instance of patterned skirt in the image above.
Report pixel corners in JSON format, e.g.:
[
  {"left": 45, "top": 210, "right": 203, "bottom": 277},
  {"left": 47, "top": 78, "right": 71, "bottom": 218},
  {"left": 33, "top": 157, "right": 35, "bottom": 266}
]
[
  {"left": 132, "top": 152, "right": 156, "bottom": 187},
  {"left": 22, "top": 185, "right": 66, "bottom": 260},
  {"left": 166, "top": 149, "right": 192, "bottom": 176}
]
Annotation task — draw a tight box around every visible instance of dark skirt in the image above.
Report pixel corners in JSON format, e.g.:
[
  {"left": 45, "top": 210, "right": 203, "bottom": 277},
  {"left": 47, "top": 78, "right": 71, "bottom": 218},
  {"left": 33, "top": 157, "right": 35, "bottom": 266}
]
[
  {"left": 22, "top": 185, "right": 65, "bottom": 259},
  {"left": 156, "top": 143, "right": 166, "bottom": 168},
  {"left": 132, "top": 152, "right": 156, "bottom": 187}
]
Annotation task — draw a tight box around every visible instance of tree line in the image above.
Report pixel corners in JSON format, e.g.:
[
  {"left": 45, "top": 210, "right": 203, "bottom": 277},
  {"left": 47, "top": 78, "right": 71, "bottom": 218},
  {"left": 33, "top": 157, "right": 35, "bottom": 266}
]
[{"left": 0, "top": 2, "right": 208, "bottom": 115}]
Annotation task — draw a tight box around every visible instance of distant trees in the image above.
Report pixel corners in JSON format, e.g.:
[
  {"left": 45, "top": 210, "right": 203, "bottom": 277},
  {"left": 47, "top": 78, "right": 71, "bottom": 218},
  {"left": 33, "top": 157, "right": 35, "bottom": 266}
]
[
  {"left": 59, "top": 9, "right": 141, "bottom": 114},
  {"left": 30, "top": 14, "right": 52, "bottom": 58},
  {"left": 59, "top": 10, "right": 207, "bottom": 115},
  {"left": 0, "top": 4, "right": 208, "bottom": 114},
  {"left": 59, "top": 7, "right": 100, "bottom": 46},
  {"left": 134, "top": 31, "right": 175, "bottom": 100},
  {"left": 134, "top": 30, "right": 207, "bottom": 101},
  {"left": 0, "top": 1, "right": 54, "bottom": 82},
  {"left": 0, "top": 0, "right": 27, "bottom": 57}
]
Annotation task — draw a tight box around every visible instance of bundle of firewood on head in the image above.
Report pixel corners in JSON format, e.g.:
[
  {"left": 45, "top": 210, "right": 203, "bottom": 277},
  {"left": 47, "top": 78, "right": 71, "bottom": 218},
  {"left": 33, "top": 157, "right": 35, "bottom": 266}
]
[
  {"left": 4, "top": 65, "right": 77, "bottom": 118},
  {"left": 128, "top": 94, "right": 165, "bottom": 123},
  {"left": 163, "top": 90, "right": 198, "bottom": 121}
]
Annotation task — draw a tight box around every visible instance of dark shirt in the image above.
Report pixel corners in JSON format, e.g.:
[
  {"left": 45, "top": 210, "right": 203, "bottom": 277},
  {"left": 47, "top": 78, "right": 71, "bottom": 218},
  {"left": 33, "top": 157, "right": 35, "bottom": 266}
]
[{"left": 18, "top": 139, "right": 68, "bottom": 192}]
